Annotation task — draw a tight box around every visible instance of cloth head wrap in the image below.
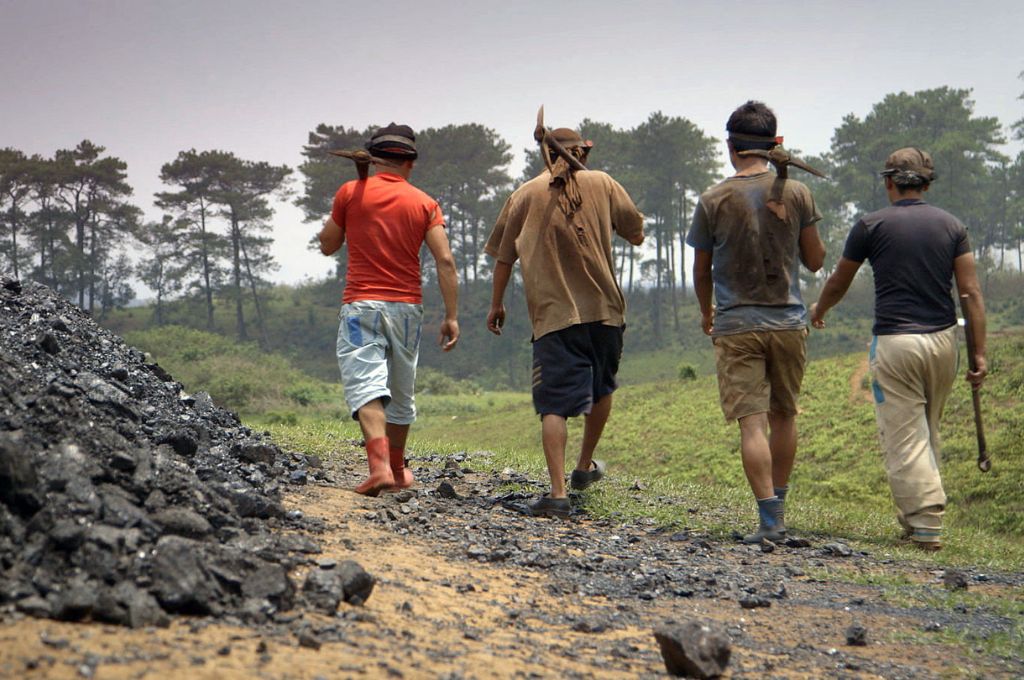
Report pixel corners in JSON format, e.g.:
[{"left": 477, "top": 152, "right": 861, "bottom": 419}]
[
  {"left": 546, "top": 128, "right": 592, "bottom": 218},
  {"left": 366, "top": 123, "right": 418, "bottom": 161},
  {"left": 880, "top": 147, "right": 936, "bottom": 185}
]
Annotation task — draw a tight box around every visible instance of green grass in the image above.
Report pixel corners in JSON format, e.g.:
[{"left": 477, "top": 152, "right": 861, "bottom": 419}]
[
  {"left": 125, "top": 323, "right": 1024, "bottom": 571},
  {"left": 391, "top": 336, "right": 1024, "bottom": 570}
]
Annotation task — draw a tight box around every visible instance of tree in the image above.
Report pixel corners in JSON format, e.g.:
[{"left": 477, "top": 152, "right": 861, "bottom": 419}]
[
  {"left": 296, "top": 124, "right": 375, "bottom": 282},
  {"left": 96, "top": 251, "right": 135, "bottom": 320},
  {"left": 52, "top": 141, "right": 136, "bottom": 311},
  {"left": 157, "top": 149, "right": 233, "bottom": 329},
  {"left": 208, "top": 154, "right": 291, "bottom": 344},
  {"left": 0, "top": 148, "right": 36, "bottom": 279},
  {"left": 22, "top": 156, "right": 69, "bottom": 289},
  {"left": 416, "top": 124, "right": 512, "bottom": 285},
  {"left": 628, "top": 112, "right": 719, "bottom": 336},
  {"left": 829, "top": 88, "right": 1006, "bottom": 261},
  {"left": 137, "top": 215, "right": 190, "bottom": 325}
]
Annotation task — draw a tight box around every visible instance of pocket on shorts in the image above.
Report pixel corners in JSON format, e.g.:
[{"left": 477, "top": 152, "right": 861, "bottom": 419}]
[{"left": 339, "top": 307, "right": 382, "bottom": 348}]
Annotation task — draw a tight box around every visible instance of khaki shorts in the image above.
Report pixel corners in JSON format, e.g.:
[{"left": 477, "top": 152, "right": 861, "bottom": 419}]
[{"left": 713, "top": 329, "right": 807, "bottom": 421}]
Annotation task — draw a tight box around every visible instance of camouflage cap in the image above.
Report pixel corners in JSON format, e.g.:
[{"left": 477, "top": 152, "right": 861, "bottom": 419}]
[{"left": 880, "top": 147, "right": 936, "bottom": 184}]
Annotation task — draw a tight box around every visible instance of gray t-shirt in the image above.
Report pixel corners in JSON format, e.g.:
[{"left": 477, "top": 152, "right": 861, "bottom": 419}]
[
  {"left": 686, "top": 172, "right": 821, "bottom": 336},
  {"left": 843, "top": 198, "right": 970, "bottom": 335}
]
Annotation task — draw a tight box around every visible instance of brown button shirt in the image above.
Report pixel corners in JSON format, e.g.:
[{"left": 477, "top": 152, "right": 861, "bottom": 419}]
[{"left": 485, "top": 171, "right": 644, "bottom": 340}]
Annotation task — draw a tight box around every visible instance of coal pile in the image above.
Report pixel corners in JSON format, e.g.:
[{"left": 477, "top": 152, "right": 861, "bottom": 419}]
[{"left": 0, "top": 278, "right": 328, "bottom": 627}]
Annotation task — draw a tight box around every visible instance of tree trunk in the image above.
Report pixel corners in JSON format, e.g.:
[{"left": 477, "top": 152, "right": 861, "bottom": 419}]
[
  {"left": 87, "top": 218, "right": 97, "bottom": 314},
  {"left": 653, "top": 215, "right": 663, "bottom": 342},
  {"left": 679, "top": 191, "right": 688, "bottom": 300},
  {"left": 7, "top": 207, "right": 19, "bottom": 280},
  {"left": 667, "top": 224, "right": 679, "bottom": 333},
  {"left": 622, "top": 248, "right": 630, "bottom": 292},
  {"left": 198, "top": 199, "right": 215, "bottom": 330},
  {"left": 241, "top": 237, "right": 268, "bottom": 349},
  {"left": 230, "top": 210, "right": 247, "bottom": 341},
  {"left": 76, "top": 195, "right": 86, "bottom": 309}
]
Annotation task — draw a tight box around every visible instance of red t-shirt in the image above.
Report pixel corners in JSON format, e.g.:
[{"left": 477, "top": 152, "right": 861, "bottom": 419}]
[{"left": 331, "top": 172, "right": 445, "bottom": 304}]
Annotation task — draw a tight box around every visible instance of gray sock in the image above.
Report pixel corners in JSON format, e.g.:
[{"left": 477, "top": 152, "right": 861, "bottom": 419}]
[
  {"left": 774, "top": 486, "right": 788, "bottom": 502},
  {"left": 756, "top": 496, "right": 782, "bottom": 528}
]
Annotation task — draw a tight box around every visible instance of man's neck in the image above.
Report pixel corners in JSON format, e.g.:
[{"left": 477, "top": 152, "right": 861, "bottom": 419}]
[
  {"left": 732, "top": 158, "right": 770, "bottom": 177},
  {"left": 375, "top": 161, "right": 412, "bottom": 180}
]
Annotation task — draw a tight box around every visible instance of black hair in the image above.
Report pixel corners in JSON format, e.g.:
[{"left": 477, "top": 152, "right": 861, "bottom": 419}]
[{"left": 726, "top": 101, "right": 777, "bottom": 152}]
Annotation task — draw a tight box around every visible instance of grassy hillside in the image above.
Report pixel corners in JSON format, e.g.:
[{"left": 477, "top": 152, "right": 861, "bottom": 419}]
[
  {"left": 276, "top": 334, "right": 1024, "bottom": 570},
  {"left": 124, "top": 323, "right": 1024, "bottom": 569}
]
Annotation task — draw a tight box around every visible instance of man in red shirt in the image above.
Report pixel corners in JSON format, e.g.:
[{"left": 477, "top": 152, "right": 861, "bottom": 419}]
[{"left": 319, "top": 123, "right": 460, "bottom": 496}]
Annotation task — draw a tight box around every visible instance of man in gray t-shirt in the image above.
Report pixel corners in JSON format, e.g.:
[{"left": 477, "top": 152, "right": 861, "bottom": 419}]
[{"left": 687, "top": 101, "right": 825, "bottom": 543}]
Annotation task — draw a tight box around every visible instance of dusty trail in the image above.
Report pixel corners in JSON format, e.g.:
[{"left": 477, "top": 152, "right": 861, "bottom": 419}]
[{"left": 3, "top": 454, "right": 1021, "bottom": 679}]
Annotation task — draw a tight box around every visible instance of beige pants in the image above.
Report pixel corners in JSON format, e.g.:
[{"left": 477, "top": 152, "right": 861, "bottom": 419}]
[{"left": 869, "top": 327, "right": 958, "bottom": 543}]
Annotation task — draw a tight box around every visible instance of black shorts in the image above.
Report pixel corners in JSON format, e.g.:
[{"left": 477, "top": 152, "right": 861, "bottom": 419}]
[{"left": 531, "top": 322, "right": 623, "bottom": 418}]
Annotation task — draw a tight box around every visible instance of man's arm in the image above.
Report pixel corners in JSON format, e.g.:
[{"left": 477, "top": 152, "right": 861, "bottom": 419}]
[
  {"left": 809, "top": 256, "right": 862, "bottom": 328},
  {"left": 487, "top": 260, "right": 514, "bottom": 335},
  {"left": 692, "top": 248, "right": 714, "bottom": 335},
  {"left": 799, "top": 224, "right": 826, "bottom": 272},
  {"left": 318, "top": 216, "right": 344, "bottom": 255},
  {"left": 424, "top": 226, "right": 460, "bottom": 351},
  {"left": 954, "top": 251, "right": 987, "bottom": 386}
]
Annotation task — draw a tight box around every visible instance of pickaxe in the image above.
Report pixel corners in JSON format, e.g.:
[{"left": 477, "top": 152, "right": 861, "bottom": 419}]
[
  {"left": 327, "top": 149, "right": 398, "bottom": 180},
  {"left": 534, "top": 105, "right": 588, "bottom": 176},
  {"left": 959, "top": 293, "right": 991, "bottom": 472},
  {"left": 736, "top": 145, "right": 827, "bottom": 180}
]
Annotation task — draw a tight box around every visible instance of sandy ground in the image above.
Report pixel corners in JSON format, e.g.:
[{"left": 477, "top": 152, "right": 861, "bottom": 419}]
[{"left": 1, "top": 481, "right": 1019, "bottom": 679}]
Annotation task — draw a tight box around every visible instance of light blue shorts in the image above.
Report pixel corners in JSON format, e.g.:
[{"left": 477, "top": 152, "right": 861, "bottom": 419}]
[{"left": 336, "top": 300, "right": 423, "bottom": 424}]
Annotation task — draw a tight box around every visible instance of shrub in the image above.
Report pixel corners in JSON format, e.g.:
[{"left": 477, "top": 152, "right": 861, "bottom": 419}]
[
  {"left": 417, "top": 367, "right": 478, "bottom": 395},
  {"left": 677, "top": 362, "right": 698, "bottom": 381}
]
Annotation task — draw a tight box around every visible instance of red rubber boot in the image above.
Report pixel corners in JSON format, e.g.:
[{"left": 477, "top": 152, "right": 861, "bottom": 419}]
[
  {"left": 389, "top": 446, "right": 414, "bottom": 489},
  {"left": 355, "top": 437, "right": 394, "bottom": 496}
]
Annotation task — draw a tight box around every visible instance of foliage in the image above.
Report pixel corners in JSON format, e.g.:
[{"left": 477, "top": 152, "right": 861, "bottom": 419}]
[
  {"left": 416, "top": 367, "right": 480, "bottom": 396},
  {"left": 676, "top": 362, "right": 697, "bottom": 381},
  {"left": 124, "top": 325, "right": 341, "bottom": 414}
]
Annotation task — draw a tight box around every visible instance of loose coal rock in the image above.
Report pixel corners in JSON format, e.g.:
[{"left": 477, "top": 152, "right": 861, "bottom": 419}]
[
  {"left": 0, "top": 280, "right": 320, "bottom": 626},
  {"left": 738, "top": 595, "right": 772, "bottom": 609},
  {"left": 654, "top": 621, "right": 731, "bottom": 678},
  {"left": 337, "top": 560, "right": 375, "bottom": 605},
  {"left": 845, "top": 624, "right": 868, "bottom": 646},
  {"left": 943, "top": 570, "right": 970, "bottom": 591}
]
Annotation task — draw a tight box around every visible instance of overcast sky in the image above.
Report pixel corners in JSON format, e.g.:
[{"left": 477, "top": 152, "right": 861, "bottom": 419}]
[{"left": 3, "top": 0, "right": 1022, "bottom": 288}]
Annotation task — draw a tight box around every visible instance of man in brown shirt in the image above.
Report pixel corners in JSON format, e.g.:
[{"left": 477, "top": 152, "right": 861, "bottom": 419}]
[{"left": 485, "top": 127, "right": 644, "bottom": 517}]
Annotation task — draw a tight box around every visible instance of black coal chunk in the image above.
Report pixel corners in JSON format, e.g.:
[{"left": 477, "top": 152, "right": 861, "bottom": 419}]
[{"left": 654, "top": 621, "right": 732, "bottom": 679}]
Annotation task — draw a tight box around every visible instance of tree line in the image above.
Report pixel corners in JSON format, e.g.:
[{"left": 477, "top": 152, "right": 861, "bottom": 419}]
[{"left": 2, "top": 83, "right": 1023, "bottom": 349}]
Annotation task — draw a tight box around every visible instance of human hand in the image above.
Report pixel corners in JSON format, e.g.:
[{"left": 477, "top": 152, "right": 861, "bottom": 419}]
[
  {"left": 487, "top": 305, "right": 506, "bottom": 336},
  {"left": 810, "top": 303, "right": 826, "bottom": 329},
  {"left": 439, "top": 318, "right": 460, "bottom": 351},
  {"left": 701, "top": 308, "right": 714, "bottom": 336},
  {"left": 966, "top": 355, "right": 987, "bottom": 388}
]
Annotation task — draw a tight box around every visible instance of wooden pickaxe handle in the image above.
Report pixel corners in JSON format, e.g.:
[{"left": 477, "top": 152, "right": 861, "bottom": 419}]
[
  {"left": 327, "top": 149, "right": 399, "bottom": 180},
  {"left": 959, "top": 293, "right": 991, "bottom": 472}
]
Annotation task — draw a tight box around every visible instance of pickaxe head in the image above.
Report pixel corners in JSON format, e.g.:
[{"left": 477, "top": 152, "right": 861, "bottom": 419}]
[{"left": 327, "top": 149, "right": 398, "bottom": 181}]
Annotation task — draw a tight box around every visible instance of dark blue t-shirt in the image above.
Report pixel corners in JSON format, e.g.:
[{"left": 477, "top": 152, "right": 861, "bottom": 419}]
[{"left": 843, "top": 199, "right": 970, "bottom": 335}]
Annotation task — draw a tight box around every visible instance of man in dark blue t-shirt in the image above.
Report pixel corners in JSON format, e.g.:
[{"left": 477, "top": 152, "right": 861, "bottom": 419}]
[{"left": 810, "top": 147, "right": 988, "bottom": 551}]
